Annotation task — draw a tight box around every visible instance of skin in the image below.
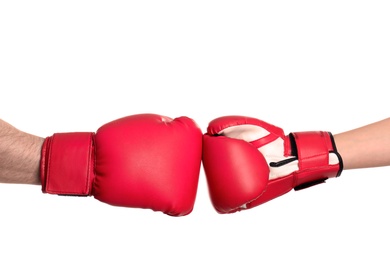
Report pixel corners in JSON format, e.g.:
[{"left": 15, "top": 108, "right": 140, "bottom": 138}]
[
  {"left": 334, "top": 117, "right": 390, "bottom": 170},
  {"left": 0, "top": 119, "right": 43, "bottom": 185}
]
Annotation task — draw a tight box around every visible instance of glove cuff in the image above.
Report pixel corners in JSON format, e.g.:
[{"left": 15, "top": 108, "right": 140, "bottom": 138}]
[
  {"left": 40, "top": 132, "right": 95, "bottom": 196},
  {"left": 289, "top": 131, "right": 343, "bottom": 190}
]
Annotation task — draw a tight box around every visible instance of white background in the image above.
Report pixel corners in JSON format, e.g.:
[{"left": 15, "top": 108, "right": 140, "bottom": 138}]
[{"left": 1, "top": 1, "right": 390, "bottom": 259}]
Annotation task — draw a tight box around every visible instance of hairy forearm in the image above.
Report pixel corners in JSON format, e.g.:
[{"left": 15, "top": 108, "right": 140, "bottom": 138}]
[
  {"left": 334, "top": 117, "right": 390, "bottom": 170},
  {"left": 0, "top": 119, "right": 44, "bottom": 185}
]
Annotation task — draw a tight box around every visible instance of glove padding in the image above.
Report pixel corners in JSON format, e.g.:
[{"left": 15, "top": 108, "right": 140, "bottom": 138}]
[
  {"left": 202, "top": 115, "right": 343, "bottom": 214},
  {"left": 40, "top": 114, "right": 203, "bottom": 216}
]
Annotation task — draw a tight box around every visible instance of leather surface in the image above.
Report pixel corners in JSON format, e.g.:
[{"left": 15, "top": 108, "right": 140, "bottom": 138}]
[
  {"left": 41, "top": 114, "right": 203, "bottom": 216},
  {"left": 202, "top": 115, "right": 342, "bottom": 213}
]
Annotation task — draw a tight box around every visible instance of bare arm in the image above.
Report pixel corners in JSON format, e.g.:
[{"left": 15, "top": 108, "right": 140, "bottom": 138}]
[
  {"left": 334, "top": 117, "right": 390, "bottom": 170},
  {"left": 0, "top": 119, "right": 44, "bottom": 185}
]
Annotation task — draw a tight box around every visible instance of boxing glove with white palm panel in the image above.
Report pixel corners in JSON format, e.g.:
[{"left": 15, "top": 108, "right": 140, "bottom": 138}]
[{"left": 202, "top": 115, "right": 343, "bottom": 214}]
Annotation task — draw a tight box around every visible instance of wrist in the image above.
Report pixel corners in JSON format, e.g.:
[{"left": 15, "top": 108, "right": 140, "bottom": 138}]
[{"left": 0, "top": 120, "right": 44, "bottom": 184}]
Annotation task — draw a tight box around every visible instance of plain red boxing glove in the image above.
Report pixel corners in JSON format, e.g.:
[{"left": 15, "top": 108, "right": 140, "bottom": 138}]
[
  {"left": 40, "top": 114, "right": 202, "bottom": 216},
  {"left": 202, "top": 115, "right": 343, "bottom": 214}
]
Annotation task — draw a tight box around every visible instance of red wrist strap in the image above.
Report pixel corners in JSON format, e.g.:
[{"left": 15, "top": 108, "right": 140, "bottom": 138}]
[
  {"left": 40, "top": 132, "right": 95, "bottom": 196},
  {"left": 291, "top": 131, "right": 343, "bottom": 189}
]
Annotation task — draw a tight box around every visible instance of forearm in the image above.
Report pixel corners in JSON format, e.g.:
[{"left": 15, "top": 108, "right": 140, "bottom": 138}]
[
  {"left": 334, "top": 117, "right": 390, "bottom": 170},
  {"left": 0, "top": 119, "right": 44, "bottom": 185}
]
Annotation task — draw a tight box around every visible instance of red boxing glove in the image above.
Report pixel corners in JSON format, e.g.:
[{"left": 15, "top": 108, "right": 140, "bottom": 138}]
[
  {"left": 40, "top": 114, "right": 202, "bottom": 216},
  {"left": 202, "top": 115, "right": 343, "bottom": 214}
]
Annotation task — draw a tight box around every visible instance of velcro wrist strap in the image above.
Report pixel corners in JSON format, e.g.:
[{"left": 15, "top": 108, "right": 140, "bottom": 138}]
[
  {"left": 291, "top": 131, "right": 343, "bottom": 189},
  {"left": 40, "top": 132, "right": 95, "bottom": 196}
]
